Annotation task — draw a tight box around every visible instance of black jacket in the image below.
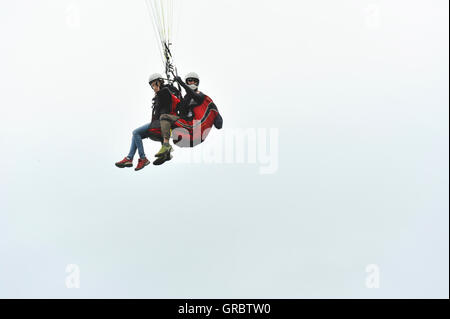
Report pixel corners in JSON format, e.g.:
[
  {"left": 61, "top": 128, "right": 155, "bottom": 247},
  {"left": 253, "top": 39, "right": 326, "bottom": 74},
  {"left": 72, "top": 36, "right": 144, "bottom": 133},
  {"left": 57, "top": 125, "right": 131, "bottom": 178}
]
[{"left": 151, "top": 86, "right": 172, "bottom": 122}]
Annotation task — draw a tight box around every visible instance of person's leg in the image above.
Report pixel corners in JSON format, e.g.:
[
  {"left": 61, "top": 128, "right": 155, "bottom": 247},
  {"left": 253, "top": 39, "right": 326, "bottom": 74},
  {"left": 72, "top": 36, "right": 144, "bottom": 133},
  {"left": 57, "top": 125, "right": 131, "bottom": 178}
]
[
  {"left": 127, "top": 135, "right": 138, "bottom": 160},
  {"left": 127, "top": 123, "right": 151, "bottom": 160},
  {"left": 117, "top": 124, "right": 149, "bottom": 168},
  {"left": 160, "top": 114, "right": 179, "bottom": 143},
  {"left": 155, "top": 114, "right": 179, "bottom": 158}
]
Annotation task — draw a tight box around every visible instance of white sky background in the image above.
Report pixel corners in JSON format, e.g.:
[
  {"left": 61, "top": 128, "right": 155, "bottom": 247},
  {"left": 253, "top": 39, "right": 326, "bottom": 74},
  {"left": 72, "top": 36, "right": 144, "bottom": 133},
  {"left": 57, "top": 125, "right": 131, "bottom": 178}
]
[{"left": 0, "top": 0, "right": 448, "bottom": 298}]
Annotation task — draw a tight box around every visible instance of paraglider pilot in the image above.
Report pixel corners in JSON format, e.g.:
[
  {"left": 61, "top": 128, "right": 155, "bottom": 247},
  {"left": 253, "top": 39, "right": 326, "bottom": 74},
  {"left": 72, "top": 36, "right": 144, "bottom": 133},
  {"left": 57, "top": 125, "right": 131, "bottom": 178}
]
[{"left": 153, "top": 72, "right": 223, "bottom": 166}]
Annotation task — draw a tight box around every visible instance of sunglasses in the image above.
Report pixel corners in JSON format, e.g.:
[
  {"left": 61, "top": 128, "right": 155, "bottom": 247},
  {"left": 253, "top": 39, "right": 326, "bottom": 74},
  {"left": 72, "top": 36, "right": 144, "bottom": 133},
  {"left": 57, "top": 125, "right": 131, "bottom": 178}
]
[{"left": 186, "top": 78, "right": 199, "bottom": 83}]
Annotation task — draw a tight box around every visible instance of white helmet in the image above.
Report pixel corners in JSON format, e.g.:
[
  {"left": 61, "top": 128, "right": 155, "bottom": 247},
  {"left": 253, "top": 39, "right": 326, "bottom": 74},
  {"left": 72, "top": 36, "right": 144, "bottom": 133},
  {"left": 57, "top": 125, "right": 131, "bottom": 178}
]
[
  {"left": 185, "top": 72, "right": 200, "bottom": 90},
  {"left": 149, "top": 73, "right": 164, "bottom": 85},
  {"left": 185, "top": 72, "right": 200, "bottom": 84}
]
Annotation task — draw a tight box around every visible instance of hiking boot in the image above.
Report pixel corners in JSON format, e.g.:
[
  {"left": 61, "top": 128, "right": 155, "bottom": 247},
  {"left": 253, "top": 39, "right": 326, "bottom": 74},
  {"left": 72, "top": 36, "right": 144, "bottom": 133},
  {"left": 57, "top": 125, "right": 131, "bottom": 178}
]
[
  {"left": 135, "top": 158, "right": 150, "bottom": 171},
  {"left": 115, "top": 157, "right": 133, "bottom": 168},
  {"left": 155, "top": 143, "right": 173, "bottom": 158},
  {"left": 153, "top": 153, "right": 173, "bottom": 166}
]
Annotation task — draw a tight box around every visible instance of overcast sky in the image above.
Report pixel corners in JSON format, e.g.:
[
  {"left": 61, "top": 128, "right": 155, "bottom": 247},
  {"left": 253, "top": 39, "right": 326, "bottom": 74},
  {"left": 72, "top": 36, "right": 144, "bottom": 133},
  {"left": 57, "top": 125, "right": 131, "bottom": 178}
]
[{"left": 0, "top": 0, "right": 448, "bottom": 298}]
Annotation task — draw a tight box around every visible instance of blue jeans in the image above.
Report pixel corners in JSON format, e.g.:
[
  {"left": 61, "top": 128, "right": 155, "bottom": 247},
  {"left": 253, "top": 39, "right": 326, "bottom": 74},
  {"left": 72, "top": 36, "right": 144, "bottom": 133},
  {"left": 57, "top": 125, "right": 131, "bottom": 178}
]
[{"left": 127, "top": 123, "right": 151, "bottom": 160}]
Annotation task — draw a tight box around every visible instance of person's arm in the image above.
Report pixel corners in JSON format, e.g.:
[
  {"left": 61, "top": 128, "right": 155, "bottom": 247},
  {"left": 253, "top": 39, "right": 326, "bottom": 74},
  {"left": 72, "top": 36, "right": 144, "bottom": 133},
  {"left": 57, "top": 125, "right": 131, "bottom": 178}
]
[
  {"left": 174, "top": 76, "right": 204, "bottom": 105},
  {"left": 151, "top": 97, "right": 158, "bottom": 121}
]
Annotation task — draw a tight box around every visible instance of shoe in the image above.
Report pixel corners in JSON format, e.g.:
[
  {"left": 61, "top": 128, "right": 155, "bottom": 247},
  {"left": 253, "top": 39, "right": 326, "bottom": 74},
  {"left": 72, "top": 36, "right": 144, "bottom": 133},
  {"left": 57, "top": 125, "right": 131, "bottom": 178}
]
[
  {"left": 115, "top": 157, "right": 133, "bottom": 168},
  {"left": 153, "top": 153, "right": 173, "bottom": 166},
  {"left": 135, "top": 158, "right": 150, "bottom": 171},
  {"left": 155, "top": 143, "right": 173, "bottom": 158}
]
